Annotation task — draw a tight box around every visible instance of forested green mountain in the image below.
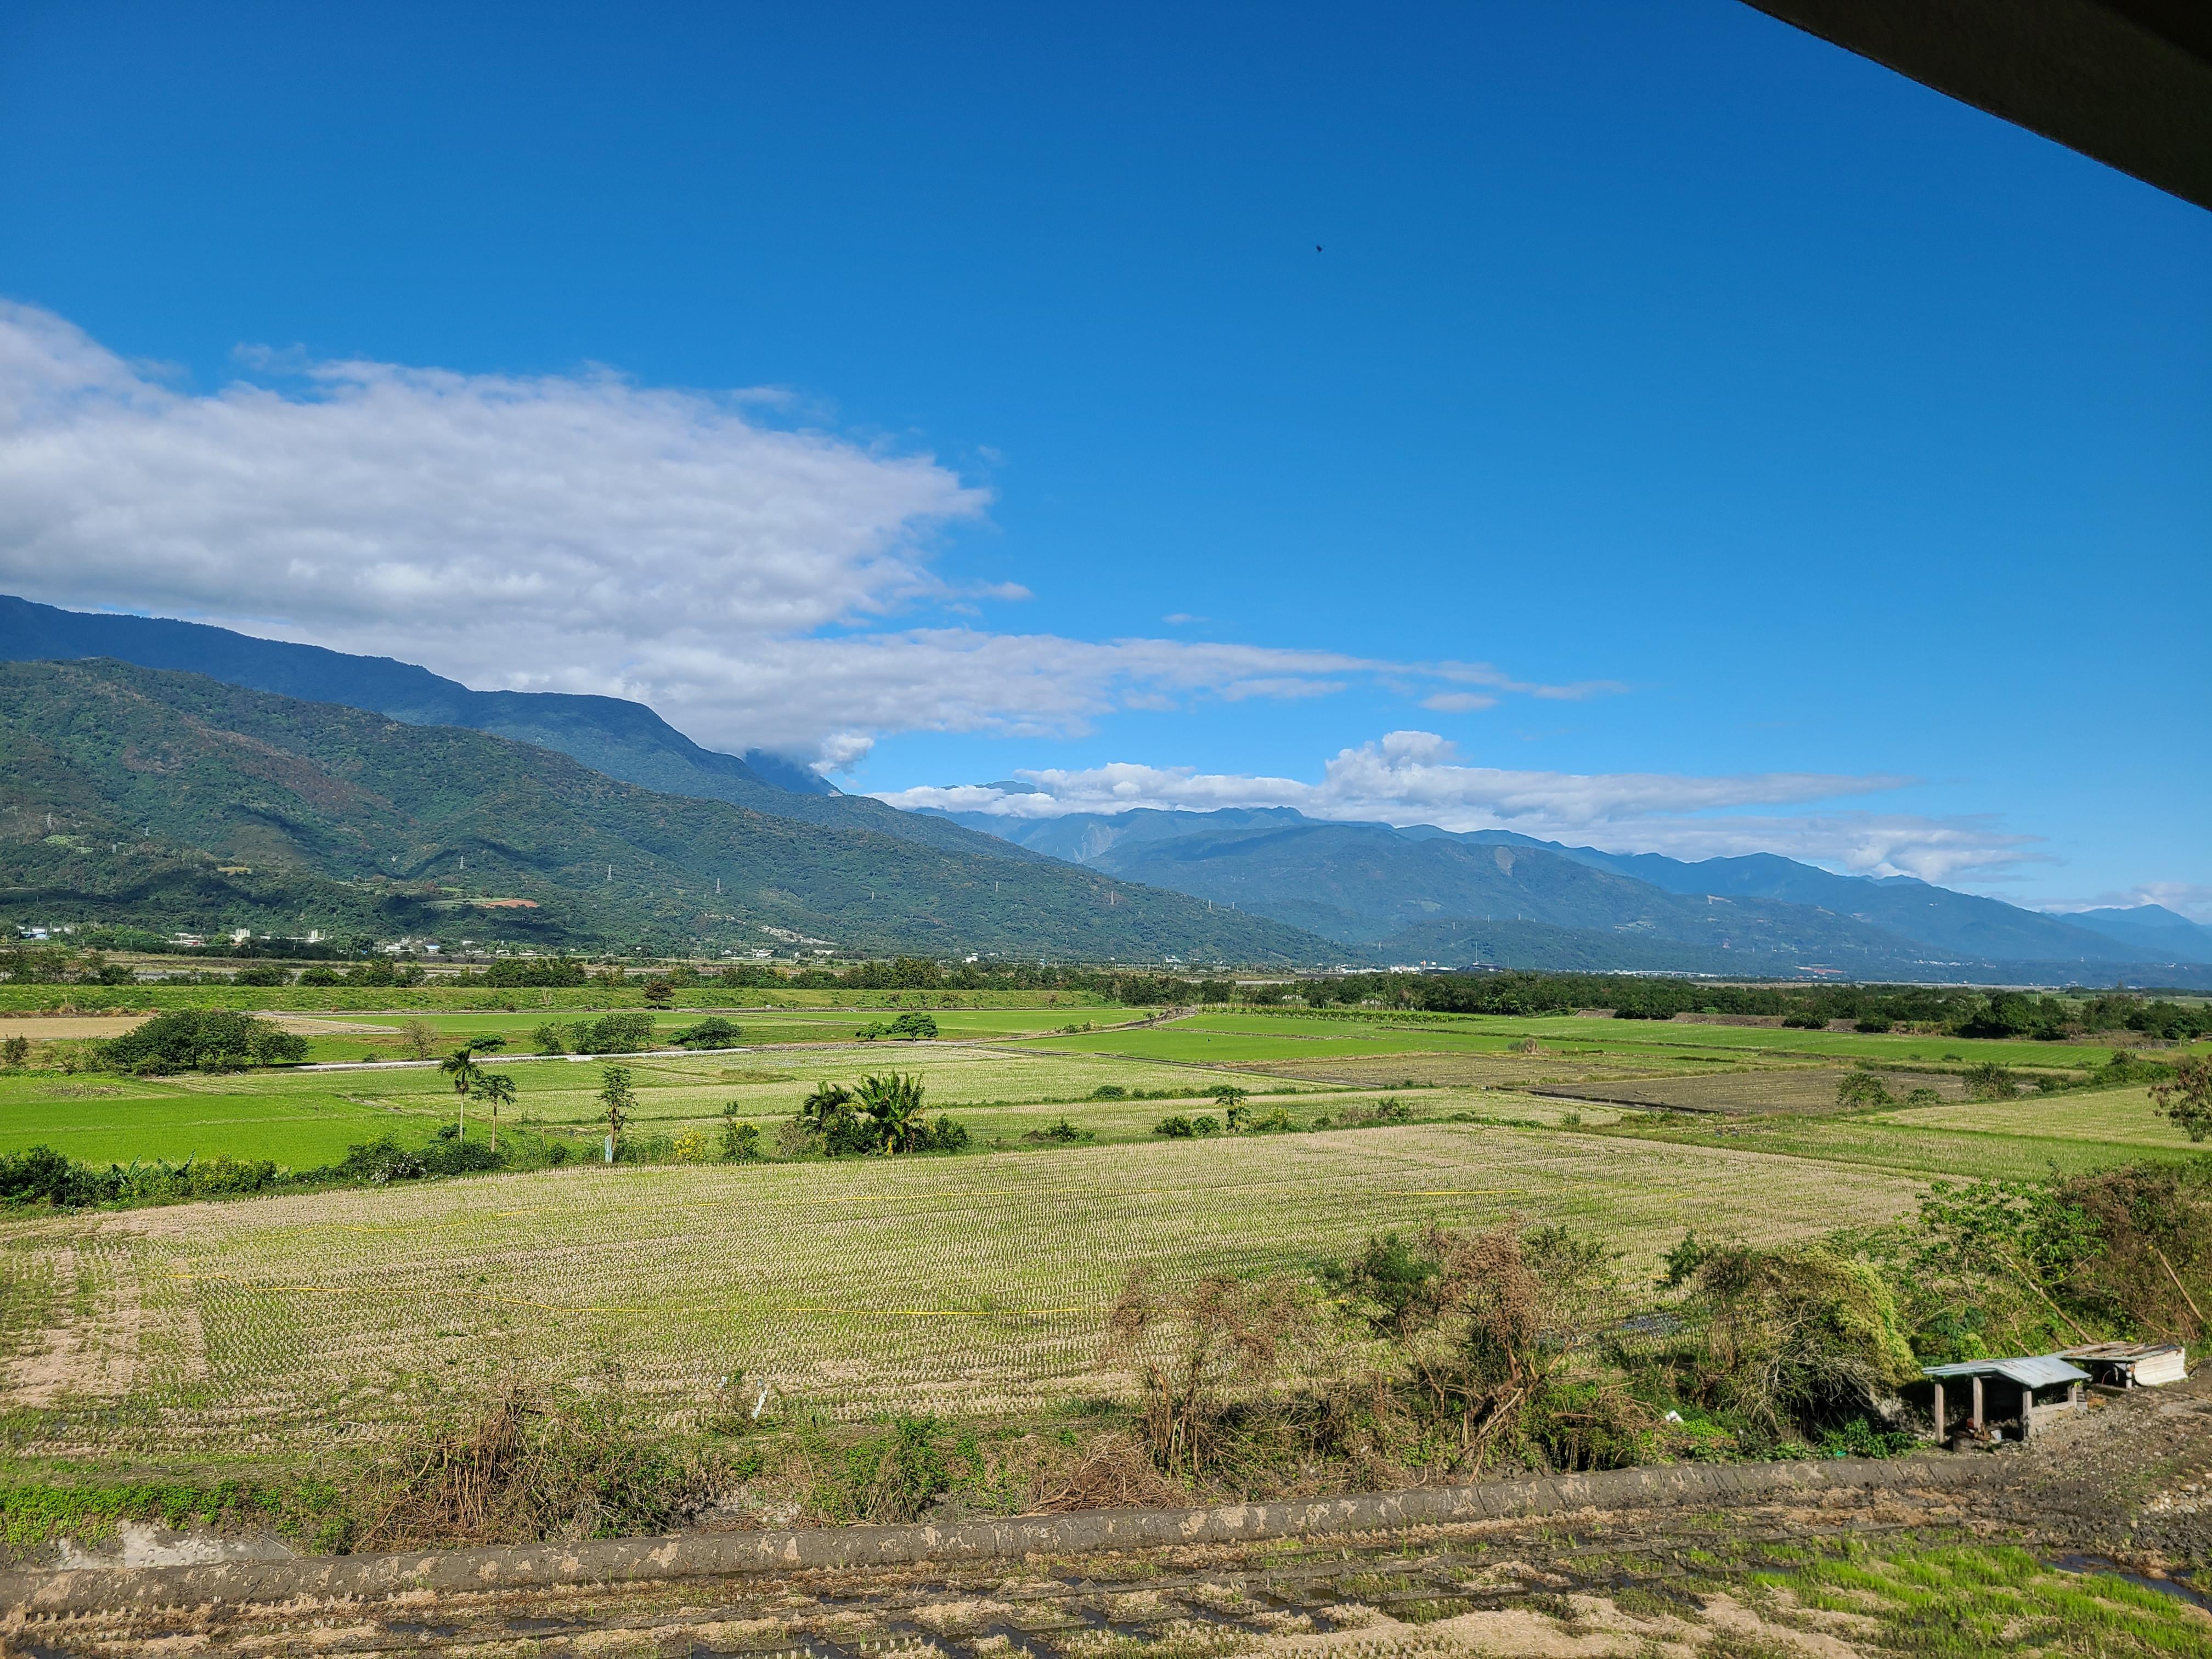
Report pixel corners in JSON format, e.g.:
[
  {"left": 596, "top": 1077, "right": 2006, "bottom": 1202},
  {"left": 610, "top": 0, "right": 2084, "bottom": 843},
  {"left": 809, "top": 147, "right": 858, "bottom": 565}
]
[
  {"left": 0, "top": 661, "right": 1330, "bottom": 962},
  {"left": 0, "top": 594, "right": 1030, "bottom": 863}
]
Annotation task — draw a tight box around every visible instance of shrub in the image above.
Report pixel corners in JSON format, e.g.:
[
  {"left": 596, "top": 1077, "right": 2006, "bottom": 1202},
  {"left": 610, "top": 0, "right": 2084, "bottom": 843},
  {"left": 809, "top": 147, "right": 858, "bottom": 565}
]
[
  {"left": 355, "top": 1370, "right": 713, "bottom": 1547},
  {"left": 857, "top": 1011, "right": 939, "bottom": 1041},
  {"left": 1782, "top": 1012, "right": 1826, "bottom": 1030},
  {"left": 1904, "top": 1087, "right": 1941, "bottom": 1107},
  {"left": 1835, "top": 1070, "right": 1893, "bottom": 1110},
  {"left": 232, "top": 964, "right": 289, "bottom": 988},
  {"left": 1962, "top": 1063, "right": 2019, "bottom": 1101},
  {"left": 568, "top": 1013, "right": 657, "bottom": 1055},
  {"left": 1190, "top": 1114, "right": 1221, "bottom": 1136},
  {"left": 1091, "top": 1085, "right": 1127, "bottom": 1099},
  {"left": 530, "top": 1022, "right": 566, "bottom": 1056},
  {"left": 1, "top": 1035, "right": 28, "bottom": 1068},
  {"left": 1104, "top": 1269, "right": 1311, "bottom": 1475},
  {"left": 673, "top": 1017, "right": 741, "bottom": 1049},
  {"left": 481, "top": 957, "right": 586, "bottom": 989},
  {"left": 672, "top": 1130, "right": 712, "bottom": 1163},
  {"left": 1678, "top": 1242, "right": 1918, "bottom": 1443},
  {"left": 1324, "top": 1222, "right": 1627, "bottom": 1474},
  {"left": 1026, "top": 1117, "right": 1095, "bottom": 1144},
  {"left": 2149, "top": 1056, "right": 2212, "bottom": 1142},
  {"left": 297, "top": 967, "right": 342, "bottom": 986},
  {"left": 99, "top": 1009, "right": 307, "bottom": 1074},
  {"left": 1854, "top": 1017, "right": 1893, "bottom": 1034},
  {"left": 0, "top": 1146, "right": 100, "bottom": 1207},
  {"left": 335, "top": 1137, "right": 428, "bottom": 1184},
  {"left": 719, "top": 1109, "right": 762, "bottom": 1163},
  {"left": 1154, "top": 1115, "right": 1196, "bottom": 1138}
]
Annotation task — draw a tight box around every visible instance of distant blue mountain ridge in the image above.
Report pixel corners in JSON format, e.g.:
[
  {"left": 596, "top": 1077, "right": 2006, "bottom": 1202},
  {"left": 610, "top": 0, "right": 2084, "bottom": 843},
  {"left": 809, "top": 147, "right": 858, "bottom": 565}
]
[{"left": 934, "top": 804, "right": 2211, "bottom": 978}]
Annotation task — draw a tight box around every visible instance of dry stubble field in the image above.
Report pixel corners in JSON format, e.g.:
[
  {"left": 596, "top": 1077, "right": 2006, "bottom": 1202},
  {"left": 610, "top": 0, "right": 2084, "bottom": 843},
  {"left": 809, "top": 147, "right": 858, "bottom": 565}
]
[{"left": 0, "top": 1122, "right": 1923, "bottom": 1471}]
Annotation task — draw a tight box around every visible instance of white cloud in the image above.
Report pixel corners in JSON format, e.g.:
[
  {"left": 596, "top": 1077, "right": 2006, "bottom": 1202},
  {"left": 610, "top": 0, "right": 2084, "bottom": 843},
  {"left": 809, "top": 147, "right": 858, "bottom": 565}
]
[
  {"left": 0, "top": 302, "right": 1606, "bottom": 760},
  {"left": 1419, "top": 691, "right": 1498, "bottom": 714},
  {"left": 874, "top": 730, "right": 2040, "bottom": 884}
]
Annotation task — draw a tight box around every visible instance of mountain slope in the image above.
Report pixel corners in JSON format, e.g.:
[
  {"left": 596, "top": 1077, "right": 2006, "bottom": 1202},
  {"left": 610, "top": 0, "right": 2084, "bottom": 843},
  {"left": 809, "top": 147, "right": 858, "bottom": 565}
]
[
  {"left": 2056, "top": 905, "right": 2212, "bottom": 963},
  {"left": 950, "top": 808, "right": 1933, "bottom": 968},
  {"left": 0, "top": 595, "right": 1034, "bottom": 864},
  {"left": 938, "top": 804, "right": 2210, "bottom": 980},
  {"left": 1521, "top": 844, "right": 2145, "bottom": 964},
  {"left": 0, "top": 661, "right": 1331, "bottom": 962}
]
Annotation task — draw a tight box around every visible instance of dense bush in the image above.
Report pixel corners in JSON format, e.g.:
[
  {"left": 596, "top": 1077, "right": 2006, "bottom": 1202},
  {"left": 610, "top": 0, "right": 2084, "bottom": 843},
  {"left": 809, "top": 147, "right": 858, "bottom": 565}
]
[
  {"left": 99, "top": 1009, "right": 307, "bottom": 1074},
  {"left": 672, "top": 1017, "right": 741, "bottom": 1049},
  {"left": 786, "top": 1073, "right": 966, "bottom": 1156},
  {"left": 856, "top": 1011, "right": 938, "bottom": 1040},
  {"left": 478, "top": 957, "right": 587, "bottom": 988}
]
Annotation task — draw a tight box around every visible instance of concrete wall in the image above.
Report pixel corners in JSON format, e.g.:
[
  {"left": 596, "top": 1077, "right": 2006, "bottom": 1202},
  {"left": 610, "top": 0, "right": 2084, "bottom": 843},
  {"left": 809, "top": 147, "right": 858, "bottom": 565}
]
[{"left": 2, "top": 1454, "right": 1991, "bottom": 1620}]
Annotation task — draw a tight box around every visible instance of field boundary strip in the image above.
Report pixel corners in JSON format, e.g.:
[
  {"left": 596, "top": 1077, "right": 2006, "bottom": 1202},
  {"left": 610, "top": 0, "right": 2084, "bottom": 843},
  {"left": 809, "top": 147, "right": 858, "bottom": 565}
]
[{"left": 0, "top": 1454, "right": 1998, "bottom": 1617}]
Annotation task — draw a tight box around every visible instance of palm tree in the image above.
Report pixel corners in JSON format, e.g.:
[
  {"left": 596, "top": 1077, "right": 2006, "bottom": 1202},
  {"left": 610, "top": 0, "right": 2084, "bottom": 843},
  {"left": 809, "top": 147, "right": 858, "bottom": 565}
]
[
  {"left": 857, "top": 1071, "right": 928, "bottom": 1153},
  {"left": 798, "top": 1081, "right": 855, "bottom": 1129},
  {"left": 439, "top": 1047, "right": 482, "bottom": 1140},
  {"left": 472, "top": 1071, "right": 516, "bottom": 1153}
]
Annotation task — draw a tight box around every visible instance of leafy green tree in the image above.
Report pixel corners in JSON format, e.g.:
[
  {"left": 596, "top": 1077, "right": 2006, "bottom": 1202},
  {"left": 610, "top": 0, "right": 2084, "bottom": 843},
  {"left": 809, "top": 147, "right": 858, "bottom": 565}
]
[
  {"left": 597, "top": 1065, "right": 636, "bottom": 1160},
  {"left": 642, "top": 977, "right": 674, "bottom": 1006},
  {"left": 674, "top": 1016, "right": 740, "bottom": 1048},
  {"left": 2151, "top": 1056, "right": 2212, "bottom": 1142}
]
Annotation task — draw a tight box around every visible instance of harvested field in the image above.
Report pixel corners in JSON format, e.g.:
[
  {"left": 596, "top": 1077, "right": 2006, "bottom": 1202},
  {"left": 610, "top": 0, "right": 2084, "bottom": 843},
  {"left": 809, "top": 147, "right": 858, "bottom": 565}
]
[
  {"left": 0, "top": 1125, "right": 1922, "bottom": 1465},
  {"left": 0, "top": 1017, "right": 148, "bottom": 1041},
  {"left": 1235, "top": 1052, "right": 1670, "bottom": 1090},
  {"left": 1534, "top": 1068, "right": 1965, "bottom": 1115},
  {"left": 1876, "top": 1085, "right": 2194, "bottom": 1147}
]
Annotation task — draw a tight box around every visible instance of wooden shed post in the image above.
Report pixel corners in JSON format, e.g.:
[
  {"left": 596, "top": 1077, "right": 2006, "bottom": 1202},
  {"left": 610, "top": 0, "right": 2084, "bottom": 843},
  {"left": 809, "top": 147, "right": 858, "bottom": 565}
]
[
  {"left": 2021, "top": 1382, "right": 2035, "bottom": 1440},
  {"left": 1932, "top": 1381, "right": 1946, "bottom": 1442},
  {"left": 1971, "top": 1374, "right": 1984, "bottom": 1431}
]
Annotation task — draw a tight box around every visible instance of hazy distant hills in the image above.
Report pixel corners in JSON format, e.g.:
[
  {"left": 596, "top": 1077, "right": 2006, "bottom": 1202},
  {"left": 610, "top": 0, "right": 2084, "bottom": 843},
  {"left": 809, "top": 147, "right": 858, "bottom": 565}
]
[
  {"left": 0, "top": 595, "right": 1032, "bottom": 865},
  {"left": 940, "top": 806, "right": 2209, "bottom": 983},
  {"left": 2057, "top": 904, "right": 2212, "bottom": 964},
  {"left": 0, "top": 661, "right": 1329, "bottom": 963}
]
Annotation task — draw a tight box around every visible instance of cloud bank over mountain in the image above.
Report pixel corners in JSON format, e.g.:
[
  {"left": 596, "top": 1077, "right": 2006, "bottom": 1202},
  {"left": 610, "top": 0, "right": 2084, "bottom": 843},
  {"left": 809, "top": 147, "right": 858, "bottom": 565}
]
[
  {"left": 0, "top": 303, "right": 1596, "bottom": 765},
  {"left": 875, "top": 730, "right": 2041, "bottom": 885}
]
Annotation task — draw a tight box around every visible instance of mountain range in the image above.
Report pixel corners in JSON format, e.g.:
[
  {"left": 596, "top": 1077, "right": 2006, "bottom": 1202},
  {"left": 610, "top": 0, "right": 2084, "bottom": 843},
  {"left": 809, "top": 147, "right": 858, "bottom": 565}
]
[
  {"left": 935, "top": 806, "right": 2212, "bottom": 982},
  {"left": 4, "top": 594, "right": 2204, "bottom": 981},
  {"left": 0, "top": 659, "right": 1321, "bottom": 962},
  {"left": 0, "top": 595, "right": 1022, "bottom": 864}
]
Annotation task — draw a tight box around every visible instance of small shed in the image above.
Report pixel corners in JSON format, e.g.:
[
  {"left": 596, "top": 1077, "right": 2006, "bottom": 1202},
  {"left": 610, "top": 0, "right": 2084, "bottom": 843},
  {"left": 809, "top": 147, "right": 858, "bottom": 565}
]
[
  {"left": 2061, "top": 1342, "right": 2188, "bottom": 1389},
  {"left": 1923, "top": 1355, "right": 2089, "bottom": 1443}
]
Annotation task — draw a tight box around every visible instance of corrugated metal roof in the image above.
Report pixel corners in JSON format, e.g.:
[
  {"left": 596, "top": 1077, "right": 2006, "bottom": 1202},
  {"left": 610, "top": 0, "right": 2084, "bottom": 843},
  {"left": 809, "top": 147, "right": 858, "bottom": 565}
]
[{"left": 1923, "top": 1355, "right": 2090, "bottom": 1388}]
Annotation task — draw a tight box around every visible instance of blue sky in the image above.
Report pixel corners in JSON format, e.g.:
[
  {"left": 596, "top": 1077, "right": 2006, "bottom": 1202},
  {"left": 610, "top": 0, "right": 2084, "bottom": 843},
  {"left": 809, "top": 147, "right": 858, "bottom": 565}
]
[{"left": 1, "top": 1, "right": 2205, "bottom": 914}]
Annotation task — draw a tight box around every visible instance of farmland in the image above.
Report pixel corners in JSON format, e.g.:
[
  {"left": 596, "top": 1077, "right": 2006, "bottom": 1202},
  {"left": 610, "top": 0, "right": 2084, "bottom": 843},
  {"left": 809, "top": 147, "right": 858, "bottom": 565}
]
[
  {"left": 3, "top": 1124, "right": 1925, "bottom": 1469},
  {"left": 1, "top": 995, "right": 2205, "bottom": 1493}
]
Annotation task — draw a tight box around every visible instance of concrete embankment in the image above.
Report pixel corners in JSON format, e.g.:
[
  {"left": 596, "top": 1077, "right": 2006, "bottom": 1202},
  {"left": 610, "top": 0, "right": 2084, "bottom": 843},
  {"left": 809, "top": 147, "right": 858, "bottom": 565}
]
[{"left": 3, "top": 1454, "right": 1995, "bottom": 1620}]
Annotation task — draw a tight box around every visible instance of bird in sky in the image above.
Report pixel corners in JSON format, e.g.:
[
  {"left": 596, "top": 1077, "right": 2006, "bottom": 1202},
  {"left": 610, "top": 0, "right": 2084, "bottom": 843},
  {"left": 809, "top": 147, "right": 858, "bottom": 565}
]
[{"left": 1315, "top": 244, "right": 1323, "bottom": 251}]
